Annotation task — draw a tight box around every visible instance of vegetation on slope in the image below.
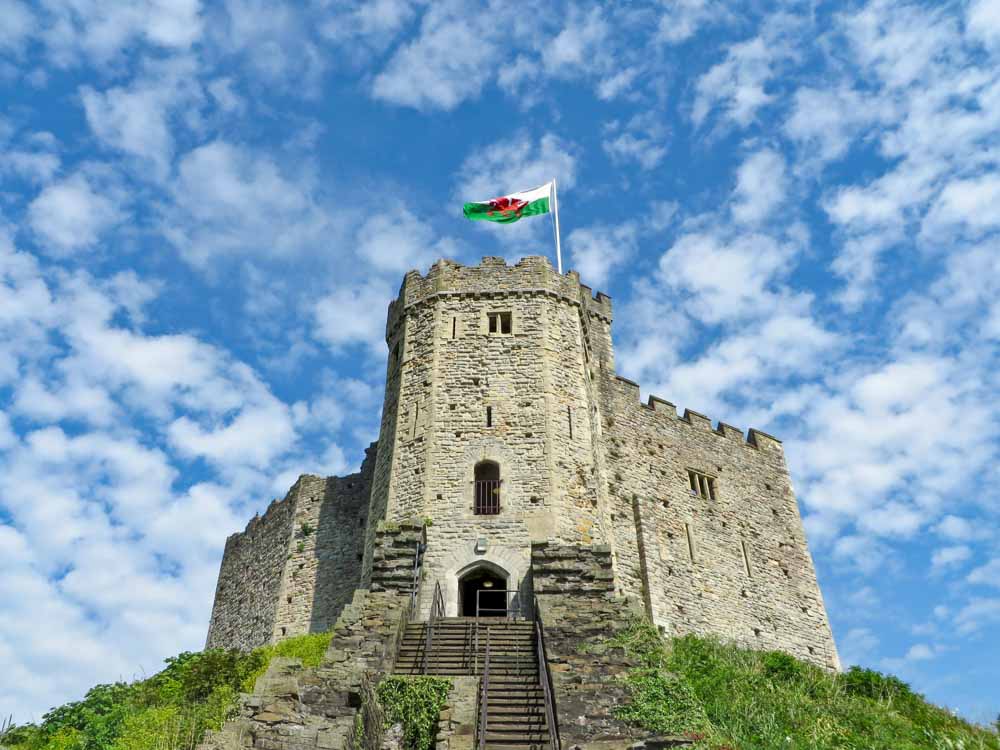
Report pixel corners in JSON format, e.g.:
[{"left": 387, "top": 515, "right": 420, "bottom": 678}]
[
  {"left": 609, "top": 618, "right": 1000, "bottom": 750},
  {"left": 0, "top": 632, "right": 334, "bottom": 750}
]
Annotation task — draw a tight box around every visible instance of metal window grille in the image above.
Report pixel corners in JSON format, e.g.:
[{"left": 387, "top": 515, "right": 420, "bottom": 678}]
[{"left": 474, "top": 479, "right": 501, "bottom": 515}]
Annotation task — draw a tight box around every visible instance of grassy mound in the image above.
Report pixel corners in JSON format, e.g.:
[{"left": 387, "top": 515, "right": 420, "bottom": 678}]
[
  {"left": 0, "top": 632, "right": 334, "bottom": 750},
  {"left": 609, "top": 619, "right": 1000, "bottom": 749}
]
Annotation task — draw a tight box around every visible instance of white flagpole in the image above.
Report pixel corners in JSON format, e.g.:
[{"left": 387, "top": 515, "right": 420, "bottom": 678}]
[{"left": 551, "top": 179, "right": 563, "bottom": 274}]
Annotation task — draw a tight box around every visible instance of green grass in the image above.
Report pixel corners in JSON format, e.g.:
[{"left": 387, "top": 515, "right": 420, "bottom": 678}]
[
  {"left": 609, "top": 619, "right": 1000, "bottom": 750},
  {"left": 0, "top": 632, "right": 335, "bottom": 750}
]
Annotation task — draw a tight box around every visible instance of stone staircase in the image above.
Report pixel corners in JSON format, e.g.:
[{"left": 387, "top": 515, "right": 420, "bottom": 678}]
[{"left": 395, "top": 617, "right": 552, "bottom": 750}]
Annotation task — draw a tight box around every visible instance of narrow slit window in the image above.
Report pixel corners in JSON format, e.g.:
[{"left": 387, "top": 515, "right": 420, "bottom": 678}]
[
  {"left": 488, "top": 311, "right": 512, "bottom": 335},
  {"left": 452, "top": 316, "right": 457, "bottom": 339},
  {"left": 740, "top": 539, "right": 752, "bottom": 577},
  {"left": 685, "top": 522, "right": 697, "bottom": 563},
  {"left": 412, "top": 402, "right": 420, "bottom": 439},
  {"left": 567, "top": 406, "right": 573, "bottom": 438},
  {"left": 391, "top": 341, "right": 400, "bottom": 368},
  {"left": 688, "top": 470, "right": 717, "bottom": 500},
  {"left": 486, "top": 406, "right": 493, "bottom": 427}
]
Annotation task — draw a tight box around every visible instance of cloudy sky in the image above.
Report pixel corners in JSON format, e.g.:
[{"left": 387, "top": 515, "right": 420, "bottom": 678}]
[{"left": 1, "top": 0, "right": 999, "bottom": 726}]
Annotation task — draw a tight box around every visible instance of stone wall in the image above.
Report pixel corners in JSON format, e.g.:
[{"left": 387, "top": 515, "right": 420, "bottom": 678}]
[
  {"left": 531, "top": 543, "right": 650, "bottom": 749},
  {"left": 205, "top": 492, "right": 295, "bottom": 651},
  {"left": 598, "top": 377, "right": 840, "bottom": 670},
  {"left": 206, "top": 447, "right": 377, "bottom": 651},
  {"left": 199, "top": 589, "right": 410, "bottom": 750}
]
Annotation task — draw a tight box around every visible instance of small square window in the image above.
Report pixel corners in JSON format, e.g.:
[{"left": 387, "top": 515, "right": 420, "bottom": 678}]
[
  {"left": 488, "top": 311, "right": 512, "bottom": 335},
  {"left": 687, "top": 470, "right": 717, "bottom": 501}
]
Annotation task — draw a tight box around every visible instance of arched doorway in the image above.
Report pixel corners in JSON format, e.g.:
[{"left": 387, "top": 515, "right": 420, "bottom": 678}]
[{"left": 458, "top": 565, "right": 508, "bottom": 617}]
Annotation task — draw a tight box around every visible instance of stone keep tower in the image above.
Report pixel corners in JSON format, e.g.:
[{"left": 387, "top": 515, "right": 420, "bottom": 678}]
[{"left": 205, "top": 256, "right": 839, "bottom": 670}]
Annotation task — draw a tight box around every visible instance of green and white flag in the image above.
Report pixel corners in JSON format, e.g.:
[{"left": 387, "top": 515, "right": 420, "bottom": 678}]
[{"left": 462, "top": 182, "right": 553, "bottom": 224}]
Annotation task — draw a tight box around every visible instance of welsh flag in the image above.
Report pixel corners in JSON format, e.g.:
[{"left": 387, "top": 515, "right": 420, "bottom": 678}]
[{"left": 463, "top": 182, "right": 552, "bottom": 224}]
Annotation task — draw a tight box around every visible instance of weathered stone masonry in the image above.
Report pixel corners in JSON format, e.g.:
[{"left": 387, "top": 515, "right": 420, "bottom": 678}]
[
  {"left": 205, "top": 445, "right": 376, "bottom": 650},
  {"left": 206, "top": 254, "right": 838, "bottom": 672}
]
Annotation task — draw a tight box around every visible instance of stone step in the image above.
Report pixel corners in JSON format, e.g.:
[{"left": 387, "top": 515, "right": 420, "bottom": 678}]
[
  {"left": 482, "top": 744, "right": 551, "bottom": 750},
  {"left": 484, "top": 732, "right": 550, "bottom": 744},
  {"left": 487, "top": 705, "right": 546, "bottom": 715},
  {"left": 487, "top": 722, "right": 548, "bottom": 733}
]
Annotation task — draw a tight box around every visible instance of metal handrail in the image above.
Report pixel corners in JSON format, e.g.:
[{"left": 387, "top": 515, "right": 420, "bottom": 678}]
[
  {"left": 533, "top": 596, "right": 561, "bottom": 750},
  {"left": 474, "top": 588, "right": 522, "bottom": 675},
  {"left": 421, "top": 581, "right": 444, "bottom": 674},
  {"left": 477, "top": 628, "right": 491, "bottom": 750}
]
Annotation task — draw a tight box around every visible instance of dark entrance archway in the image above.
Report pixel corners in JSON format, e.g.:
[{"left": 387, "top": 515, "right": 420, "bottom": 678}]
[{"left": 459, "top": 566, "right": 508, "bottom": 617}]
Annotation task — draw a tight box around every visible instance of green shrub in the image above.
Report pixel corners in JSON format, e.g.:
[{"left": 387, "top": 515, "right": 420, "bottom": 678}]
[
  {"left": 376, "top": 676, "right": 451, "bottom": 750},
  {"left": 761, "top": 651, "right": 805, "bottom": 683},
  {"left": 239, "top": 631, "right": 333, "bottom": 693}
]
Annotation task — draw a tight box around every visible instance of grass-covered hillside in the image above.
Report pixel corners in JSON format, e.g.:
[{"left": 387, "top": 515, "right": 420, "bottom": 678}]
[
  {"left": 0, "top": 632, "right": 333, "bottom": 750},
  {"left": 2, "top": 623, "right": 997, "bottom": 750},
  {"left": 608, "top": 620, "right": 1000, "bottom": 750}
]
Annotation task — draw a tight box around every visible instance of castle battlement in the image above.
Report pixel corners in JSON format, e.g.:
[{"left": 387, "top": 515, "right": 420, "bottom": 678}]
[
  {"left": 206, "top": 255, "right": 838, "bottom": 673},
  {"left": 610, "top": 375, "right": 783, "bottom": 452},
  {"left": 385, "top": 256, "right": 614, "bottom": 339}
]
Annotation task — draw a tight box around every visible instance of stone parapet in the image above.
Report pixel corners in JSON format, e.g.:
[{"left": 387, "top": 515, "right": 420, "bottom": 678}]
[
  {"left": 531, "top": 542, "right": 616, "bottom": 596},
  {"left": 385, "top": 256, "right": 613, "bottom": 340},
  {"left": 370, "top": 519, "right": 426, "bottom": 594}
]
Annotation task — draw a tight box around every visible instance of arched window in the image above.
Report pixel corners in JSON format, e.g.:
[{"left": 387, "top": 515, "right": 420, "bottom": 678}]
[{"left": 474, "top": 461, "right": 501, "bottom": 515}]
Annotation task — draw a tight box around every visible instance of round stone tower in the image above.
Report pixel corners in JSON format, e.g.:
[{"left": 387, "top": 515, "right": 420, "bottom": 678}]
[{"left": 363, "top": 255, "right": 615, "bottom": 618}]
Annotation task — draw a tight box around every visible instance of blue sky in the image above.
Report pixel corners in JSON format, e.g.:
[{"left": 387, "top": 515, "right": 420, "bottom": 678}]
[{"left": 1, "top": 0, "right": 999, "bottom": 727}]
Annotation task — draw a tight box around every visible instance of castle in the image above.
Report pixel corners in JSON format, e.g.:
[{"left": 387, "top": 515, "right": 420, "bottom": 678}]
[{"left": 205, "top": 255, "right": 839, "bottom": 672}]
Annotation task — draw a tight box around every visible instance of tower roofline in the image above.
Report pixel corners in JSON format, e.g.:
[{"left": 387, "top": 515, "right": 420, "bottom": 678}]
[{"left": 384, "top": 255, "right": 613, "bottom": 341}]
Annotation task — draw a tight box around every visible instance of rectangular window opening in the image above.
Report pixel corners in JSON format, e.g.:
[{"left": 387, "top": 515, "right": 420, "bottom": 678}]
[
  {"left": 740, "top": 539, "right": 752, "bottom": 577},
  {"left": 688, "top": 469, "right": 717, "bottom": 500},
  {"left": 488, "top": 311, "right": 512, "bottom": 335},
  {"left": 685, "top": 522, "right": 697, "bottom": 563},
  {"left": 486, "top": 406, "right": 493, "bottom": 427}
]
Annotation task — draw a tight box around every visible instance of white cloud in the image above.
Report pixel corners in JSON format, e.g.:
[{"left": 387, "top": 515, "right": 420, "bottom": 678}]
[
  {"left": 967, "top": 0, "right": 1000, "bottom": 47},
  {"left": 922, "top": 174, "right": 1000, "bottom": 239},
  {"left": 371, "top": 2, "right": 500, "bottom": 110},
  {"left": 0, "top": 0, "right": 35, "bottom": 54},
  {"left": 954, "top": 597, "right": 1000, "bottom": 634},
  {"left": 314, "top": 279, "right": 394, "bottom": 356},
  {"left": 162, "top": 141, "right": 331, "bottom": 268},
  {"left": 80, "top": 58, "right": 202, "bottom": 179},
  {"left": 567, "top": 222, "right": 637, "bottom": 288},
  {"left": 356, "top": 210, "right": 454, "bottom": 275},
  {"left": 27, "top": 171, "right": 125, "bottom": 256},
  {"left": 602, "top": 113, "right": 668, "bottom": 170},
  {"left": 692, "top": 36, "right": 774, "bottom": 126},
  {"left": 40, "top": 0, "right": 203, "bottom": 67},
  {"left": 967, "top": 558, "right": 1000, "bottom": 588},
  {"left": 783, "top": 86, "right": 886, "bottom": 166},
  {"left": 934, "top": 515, "right": 992, "bottom": 542},
  {"left": 732, "top": 148, "right": 786, "bottom": 224},
  {"left": 839, "top": 626, "right": 879, "bottom": 667},
  {"left": 931, "top": 545, "right": 972, "bottom": 570},
  {"left": 656, "top": 0, "right": 722, "bottom": 44}
]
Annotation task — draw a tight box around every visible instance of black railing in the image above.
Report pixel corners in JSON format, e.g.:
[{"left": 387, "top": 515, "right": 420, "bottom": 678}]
[
  {"left": 474, "top": 479, "right": 501, "bottom": 515},
  {"left": 473, "top": 589, "right": 522, "bottom": 675},
  {"left": 476, "top": 630, "right": 491, "bottom": 750},
  {"left": 421, "top": 581, "right": 445, "bottom": 675},
  {"left": 533, "top": 596, "right": 561, "bottom": 750}
]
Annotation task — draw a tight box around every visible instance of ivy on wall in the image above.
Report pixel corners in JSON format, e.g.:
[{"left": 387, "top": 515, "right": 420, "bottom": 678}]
[{"left": 375, "top": 676, "right": 451, "bottom": 750}]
